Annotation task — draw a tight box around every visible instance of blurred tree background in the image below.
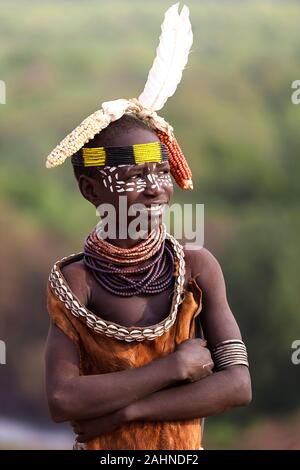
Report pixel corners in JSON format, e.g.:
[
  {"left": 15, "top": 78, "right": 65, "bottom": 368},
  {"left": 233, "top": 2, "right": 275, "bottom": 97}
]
[{"left": 0, "top": 0, "right": 299, "bottom": 449}]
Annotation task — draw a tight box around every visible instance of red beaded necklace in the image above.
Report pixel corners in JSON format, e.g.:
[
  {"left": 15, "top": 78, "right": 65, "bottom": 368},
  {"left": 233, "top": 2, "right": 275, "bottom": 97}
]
[{"left": 85, "top": 223, "right": 166, "bottom": 265}]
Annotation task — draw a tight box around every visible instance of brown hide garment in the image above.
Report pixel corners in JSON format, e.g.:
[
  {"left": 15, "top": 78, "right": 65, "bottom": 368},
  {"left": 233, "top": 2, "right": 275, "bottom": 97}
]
[{"left": 46, "top": 253, "right": 203, "bottom": 450}]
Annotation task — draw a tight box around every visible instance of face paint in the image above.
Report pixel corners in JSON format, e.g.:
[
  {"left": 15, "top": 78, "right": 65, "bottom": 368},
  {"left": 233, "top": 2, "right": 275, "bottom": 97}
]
[{"left": 97, "top": 164, "right": 173, "bottom": 194}]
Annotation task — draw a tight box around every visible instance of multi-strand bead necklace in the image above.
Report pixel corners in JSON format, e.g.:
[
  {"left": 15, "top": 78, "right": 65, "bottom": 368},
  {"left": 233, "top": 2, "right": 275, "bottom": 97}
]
[{"left": 83, "top": 223, "right": 175, "bottom": 296}]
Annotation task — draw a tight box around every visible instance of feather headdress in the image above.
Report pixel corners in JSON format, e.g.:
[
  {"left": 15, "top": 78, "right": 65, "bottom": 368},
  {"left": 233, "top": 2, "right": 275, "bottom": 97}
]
[
  {"left": 46, "top": 3, "right": 193, "bottom": 190},
  {"left": 138, "top": 2, "right": 193, "bottom": 111}
]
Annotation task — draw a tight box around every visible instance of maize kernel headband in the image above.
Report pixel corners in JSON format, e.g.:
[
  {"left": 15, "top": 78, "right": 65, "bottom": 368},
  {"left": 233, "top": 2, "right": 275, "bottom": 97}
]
[{"left": 45, "top": 3, "right": 193, "bottom": 191}]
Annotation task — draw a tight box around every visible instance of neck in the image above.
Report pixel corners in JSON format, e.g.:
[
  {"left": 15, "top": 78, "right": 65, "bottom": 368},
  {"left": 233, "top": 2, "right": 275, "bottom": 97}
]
[{"left": 105, "top": 237, "right": 146, "bottom": 250}]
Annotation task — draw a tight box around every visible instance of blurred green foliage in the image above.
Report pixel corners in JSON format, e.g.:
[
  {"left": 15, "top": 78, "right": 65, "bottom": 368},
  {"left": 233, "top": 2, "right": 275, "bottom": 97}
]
[{"left": 1, "top": 0, "right": 300, "bottom": 448}]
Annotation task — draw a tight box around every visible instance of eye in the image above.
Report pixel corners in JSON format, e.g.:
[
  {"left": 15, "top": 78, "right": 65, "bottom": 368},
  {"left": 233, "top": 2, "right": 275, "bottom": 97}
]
[
  {"left": 129, "top": 174, "right": 143, "bottom": 180},
  {"left": 157, "top": 164, "right": 170, "bottom": 173}
]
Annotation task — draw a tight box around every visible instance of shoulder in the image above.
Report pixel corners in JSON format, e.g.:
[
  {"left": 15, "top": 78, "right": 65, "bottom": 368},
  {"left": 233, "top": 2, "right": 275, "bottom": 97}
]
[
  {"left": 183, "top": 245, "right": 225, "bottom": 295},
  {"left": 60, "top": 258, "right": 92, "bottom": 306}
]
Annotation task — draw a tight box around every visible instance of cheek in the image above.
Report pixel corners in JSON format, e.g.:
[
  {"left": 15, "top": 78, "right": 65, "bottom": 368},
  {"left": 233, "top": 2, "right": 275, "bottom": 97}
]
[
  {"left": 144, "top": 173, "right": 173, "bottom": 192},
  {"left": 161, "top": 174, "right": 173, "bottom": 187},
  {"left": 159, "top": 174, "right": 174, "bottom": 193},
  {"left": 115, "top": 178, "right": 146, "bottom": 194},
  {"left": 161, "top": 175, "right": 174, "bottom": 203},
  {"left": 100, "top": 170, "right": 174, "bottom": 196},
  {"left": 99, "top": 167, "right": 136, "bottom": 195},
  {"left": 98, "top": 168, "right": 116, "bottom": 193}
]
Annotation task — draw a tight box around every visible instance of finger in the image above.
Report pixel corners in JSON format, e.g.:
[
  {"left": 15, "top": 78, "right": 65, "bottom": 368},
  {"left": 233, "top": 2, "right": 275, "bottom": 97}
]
[{"left": 202, "top": 361, "right": 214, "bottom": 373}]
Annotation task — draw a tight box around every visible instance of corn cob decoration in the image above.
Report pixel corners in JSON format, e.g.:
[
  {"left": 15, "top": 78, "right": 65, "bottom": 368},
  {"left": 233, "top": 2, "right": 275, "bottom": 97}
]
[
  {"left": 45, "top": 3, "right": 194, "bottom": 190},
  {"left": 156, "top": 130, "right": 193, "bottom": 190}
]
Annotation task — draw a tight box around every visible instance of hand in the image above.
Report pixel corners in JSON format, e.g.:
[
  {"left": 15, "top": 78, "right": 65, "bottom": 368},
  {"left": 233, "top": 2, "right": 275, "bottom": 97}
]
[
  {"left": 174, "top": 338, "right": 214, "bottom": 382},
  {"left": 71, "top": 408, "right": 126, "bottom": 443}
]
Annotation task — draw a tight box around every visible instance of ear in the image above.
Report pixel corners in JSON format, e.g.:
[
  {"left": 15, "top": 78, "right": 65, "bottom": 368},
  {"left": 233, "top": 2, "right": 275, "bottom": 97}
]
[{"left": 78, "top": 174, "right": 101, "bottom": 207}]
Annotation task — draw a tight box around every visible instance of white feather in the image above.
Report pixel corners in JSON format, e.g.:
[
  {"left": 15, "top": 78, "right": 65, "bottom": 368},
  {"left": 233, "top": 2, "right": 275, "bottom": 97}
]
[{"left": 138, "top": 2, "right": 193, "bottom": 111}]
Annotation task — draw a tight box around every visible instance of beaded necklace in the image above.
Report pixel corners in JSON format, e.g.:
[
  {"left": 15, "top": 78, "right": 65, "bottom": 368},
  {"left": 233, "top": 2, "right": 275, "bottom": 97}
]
[{"left": 83, "top": 223, "right": 175, "bottom": 296}]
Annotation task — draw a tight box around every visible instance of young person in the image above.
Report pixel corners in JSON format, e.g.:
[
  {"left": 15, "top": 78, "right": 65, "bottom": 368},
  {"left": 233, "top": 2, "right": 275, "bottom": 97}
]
[{"left": 45, "top": 4, "right": 251, "bottom": 450}]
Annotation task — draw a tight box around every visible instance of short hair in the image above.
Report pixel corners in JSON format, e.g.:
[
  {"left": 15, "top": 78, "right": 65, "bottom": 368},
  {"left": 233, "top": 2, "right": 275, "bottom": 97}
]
[{"left": 72, "top": 114, "right": 157, "bottom": 181}]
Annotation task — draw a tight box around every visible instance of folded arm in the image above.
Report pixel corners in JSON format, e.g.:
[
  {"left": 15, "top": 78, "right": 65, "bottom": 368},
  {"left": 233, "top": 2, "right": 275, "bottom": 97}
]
[
  {"left": 124, "top": 365, "right": 250, "bottom": 424},
  {"left": 73, "top": 248, "right": 252, "bottom": 441},
  {"left": 45, "top": 322, "right": 184, "bottom": 423},
  {"left": 126, "top": 247, "right": 252, "bottom": 420}
]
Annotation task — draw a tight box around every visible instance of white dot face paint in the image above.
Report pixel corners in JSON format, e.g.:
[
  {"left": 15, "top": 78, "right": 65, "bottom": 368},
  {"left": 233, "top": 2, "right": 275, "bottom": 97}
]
[
  {"left": 97, "top": 164, "right": 173, "bottom": 194},
  {"left": 160, "top": 173, "right": 173, "bottom": 188}
]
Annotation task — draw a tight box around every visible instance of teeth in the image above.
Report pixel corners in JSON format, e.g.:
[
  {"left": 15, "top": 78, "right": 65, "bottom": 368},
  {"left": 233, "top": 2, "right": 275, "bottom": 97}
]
[
  {"left": 139, "top": 204, "right": 166, "bottom": 213},
  {"left": 147, "top": 204, "right": 163, "bottom": 211}
]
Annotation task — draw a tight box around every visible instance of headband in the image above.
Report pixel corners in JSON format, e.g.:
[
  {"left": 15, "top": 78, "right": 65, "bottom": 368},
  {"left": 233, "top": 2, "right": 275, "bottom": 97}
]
[
  {"left": 45, "top": 3, "right": 193, "bottom": 190},
  {"left": 71, "top": 142, "right": 169, "bottom": 167}
]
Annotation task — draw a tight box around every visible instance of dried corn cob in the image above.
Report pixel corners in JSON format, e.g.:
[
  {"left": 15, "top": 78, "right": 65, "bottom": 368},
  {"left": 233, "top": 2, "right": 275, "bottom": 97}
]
[{"left": 156, "top": 130, "right": 193, "bottom": 190}]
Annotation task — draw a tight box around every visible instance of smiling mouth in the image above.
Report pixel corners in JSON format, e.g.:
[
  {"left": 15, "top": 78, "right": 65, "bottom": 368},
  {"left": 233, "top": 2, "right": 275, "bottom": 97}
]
[{"left": 142, "top": 203, "right": 167, "bottom": 214}]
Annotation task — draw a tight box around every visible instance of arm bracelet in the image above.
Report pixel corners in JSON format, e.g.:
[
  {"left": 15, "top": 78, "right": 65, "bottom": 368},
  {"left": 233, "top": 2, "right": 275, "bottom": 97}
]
[{"left": 211, "top": 339, "right": 249, "bottom": 371}]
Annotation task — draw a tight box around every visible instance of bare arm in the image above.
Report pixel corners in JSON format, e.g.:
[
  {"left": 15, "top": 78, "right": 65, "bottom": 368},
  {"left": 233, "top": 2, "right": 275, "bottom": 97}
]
[
  {"left": 74, "top": 365, "right": 250, "bottom": 443},
  {"left": 74, "top": 248, "right": 251, "bottom": 441},
  {"left": 123, "top": 366, "right": 251, "bottom": 424},
  {"left": 123, "top": 248, "right": 252, "bottom": 421},
  {"left": 46, "top": 260, "right": 213, "bottom": 424},
  {"left": 45, "top": 322, "right": 183, "bottom": 423}
]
